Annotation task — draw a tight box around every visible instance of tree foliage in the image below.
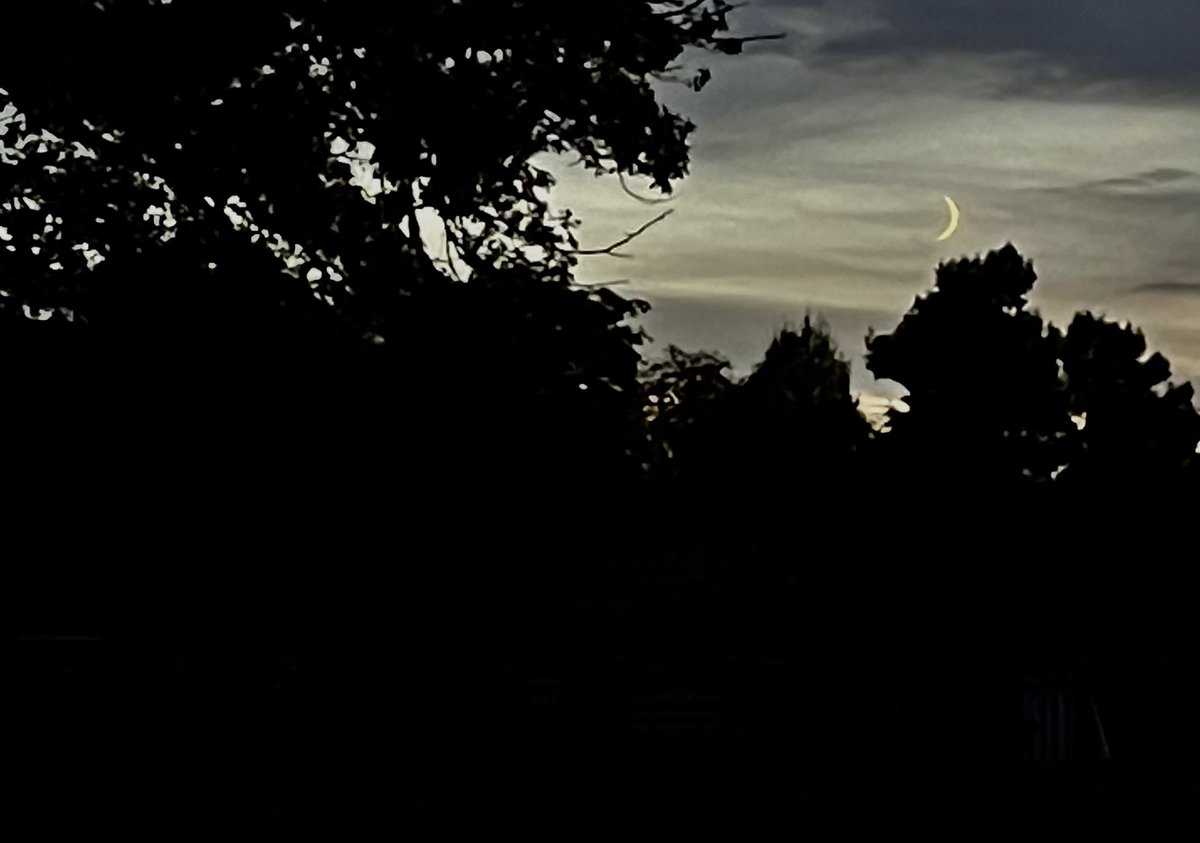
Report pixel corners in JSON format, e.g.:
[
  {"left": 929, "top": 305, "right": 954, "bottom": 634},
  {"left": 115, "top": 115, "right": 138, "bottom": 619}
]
[
  {"left": 1, "top": 1, "right": 762, "bottom": 653},
  {"left": 641, "top": 318, "right": 869, "bottom": 504},
  {"left": 1, "top": 1, "right": 749, "bottom": 312},
  {"left": 866, "top": 245, "right": 1198, "bottom": 631},
  {"left": 1059, "top": 311, "right": 1200, "bottom": 491},
  {"left": 867, "top": 243, "right": 1072, "bottom": 489},
  {"left": 867, "top": 244, "right": 1198, "bottom": 501}
]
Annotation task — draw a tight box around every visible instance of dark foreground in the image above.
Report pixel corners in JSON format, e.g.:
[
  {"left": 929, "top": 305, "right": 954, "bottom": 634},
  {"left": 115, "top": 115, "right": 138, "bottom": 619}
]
[{"left": 15, "top": 634, "right": 1200, "bottom": 840}]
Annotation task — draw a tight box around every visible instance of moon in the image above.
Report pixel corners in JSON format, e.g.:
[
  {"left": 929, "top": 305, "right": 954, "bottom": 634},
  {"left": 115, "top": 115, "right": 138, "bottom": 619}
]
[{"left": 937, "top": 195, "right": 960, "bottom": 241}]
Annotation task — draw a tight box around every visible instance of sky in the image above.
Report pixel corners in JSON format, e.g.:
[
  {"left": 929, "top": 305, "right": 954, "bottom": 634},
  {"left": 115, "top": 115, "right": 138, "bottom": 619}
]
[{"left": 547, "top": 0, "right": 1200, "bottom": 413}]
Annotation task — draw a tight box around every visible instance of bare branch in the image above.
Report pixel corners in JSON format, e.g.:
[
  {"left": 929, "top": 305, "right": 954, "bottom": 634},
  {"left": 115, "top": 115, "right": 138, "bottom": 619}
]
[
  {"left": 571, "top": 209, "right": 674, "bottom": 257},
  {"left": 442, "top": 217, "right": 462, "bottom": 280},
  {"left": 739, "top": 33, "right": 786, "bottom": 44},
  {"left": 572, "top": 278, "right": 633, "bottom": 288}
]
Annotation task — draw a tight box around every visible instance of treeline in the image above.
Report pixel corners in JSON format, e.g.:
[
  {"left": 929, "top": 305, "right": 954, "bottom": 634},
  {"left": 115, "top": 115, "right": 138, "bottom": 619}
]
[
  {"left": 6, "top": 1, "right": 1195, "bottom": 670},
  {"left": 7, "top": 241, "right": 1197, "bottom": 671},
  {"left": 7, "top": 6, "right": 1200, "bottom": 833},
  {"left": 9, "top": 235, "right": 1199, "bottom": 837}
]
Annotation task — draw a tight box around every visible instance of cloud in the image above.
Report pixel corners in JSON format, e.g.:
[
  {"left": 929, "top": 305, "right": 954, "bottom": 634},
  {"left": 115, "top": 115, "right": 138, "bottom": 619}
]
[
  {"left": 1139, "top": 168, "right": 1198, "bottom": 183},
  {"left": 746, "top": 0, "right": 1200, "bottom": 100},
  {"left": 1056, "top": 167, "right": 1200, "bottom": 195},
  {"left": 1129, "top": 281, "right": 1200, "bottom": 296}
]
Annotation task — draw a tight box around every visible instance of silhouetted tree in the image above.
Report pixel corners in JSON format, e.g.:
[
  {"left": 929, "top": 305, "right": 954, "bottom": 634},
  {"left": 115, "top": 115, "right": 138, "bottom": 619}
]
[
  {"left": 1, "top": 2, "right": 765, "bottom": 655},
  {"left": 866, "top": 245, "right": 1200, "bottom": 673},
  {"left": 1058, "top": 311, "right": 1200, "bottom": 492},
  {"left": 1052, "top": 312, "right": 1200, "bottom": 662},
  {"left": 867, "top": 244, "right": 1071, "bottom": 494},
  {"left": 720, "top": 321, "right": 877, "bottom": 660},
  {"left": 1, "top": 0, "right": 753, "bottom": 319},
  {"left": 640, "top": 344, "right": 737, "bottom": 479},
  {"left": 7, "top": 8, "right": 783, "bottom": 834},
  {"left": 736, "top": 317, "right": 872, "bottom": 487},
  {"left": 635, "top": 319, "right": 874, "bottom": 664},
  {"left": 644, "top": 318, "right": 869, "bottom": 502}
]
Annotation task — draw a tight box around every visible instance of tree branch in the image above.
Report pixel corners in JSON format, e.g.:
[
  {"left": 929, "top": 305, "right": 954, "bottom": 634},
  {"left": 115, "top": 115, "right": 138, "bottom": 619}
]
[
  {"left": 571, "top": 209, "right": 674, "bottom": 257},
  {"left": 618, "top": 172, "right": 676, "bottom": 205},
  {"left": 442, "top": 217, "right": 462, "bottom": 280},
  {"left": 572, "top": 278, "right": 632, "bottom": 288}
]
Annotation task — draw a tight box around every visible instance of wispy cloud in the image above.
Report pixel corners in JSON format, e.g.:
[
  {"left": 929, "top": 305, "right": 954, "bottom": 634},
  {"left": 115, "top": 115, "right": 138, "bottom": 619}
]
[
  {"left": 1129, "top": 281, "right": 1200, "bottom": 296},
  {"left": 1042, "top": 167, "right": 1200, "bottom": 195}
]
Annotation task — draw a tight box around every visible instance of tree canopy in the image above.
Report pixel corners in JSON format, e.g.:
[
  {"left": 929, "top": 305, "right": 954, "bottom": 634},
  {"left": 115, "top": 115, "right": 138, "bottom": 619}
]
[
  {"left": 5, "top": 0, "right": 1197, "bottom": 672},
  {"left": 866, "top": 244, "right": 1198, "bottom": 502},
  {"left": 866, "top": 243, "right": 1072, "bottom": 490},
  {"left": 2, "top": 1, "right": 768, "bottom": 654},
  {"left": 1, "top": 1, "right": 751, "bottom": 313}
]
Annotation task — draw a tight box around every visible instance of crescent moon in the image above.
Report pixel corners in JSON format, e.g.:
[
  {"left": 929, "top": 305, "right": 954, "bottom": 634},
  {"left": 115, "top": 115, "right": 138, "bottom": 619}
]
[{"left": 937, "top": 195, "right": 960, "bottom": 241}]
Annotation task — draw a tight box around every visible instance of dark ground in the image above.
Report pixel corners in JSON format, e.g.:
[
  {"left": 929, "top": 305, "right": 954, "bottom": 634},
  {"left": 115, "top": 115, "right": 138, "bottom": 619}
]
[{"left": 14, "top": 633, "right": 1200, "bottom": 840}]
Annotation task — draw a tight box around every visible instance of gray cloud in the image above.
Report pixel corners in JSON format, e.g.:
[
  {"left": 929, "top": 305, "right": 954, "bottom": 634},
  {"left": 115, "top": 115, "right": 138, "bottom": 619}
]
[
  {"left": 1093, "top": 169, "right": 1196, "bottom": 189},
  {"left": 744, "top": 0, "right": 1200, "bottom": 99},
  {"left": 1139, "top": 168, "right": 1199, "bottom": 184},
  {"left": 1130, "top": 281, "right": 1200, "bottom": 296},
  {"left": 1060, "top": 167, "right": 1200, "bottom": 194}
]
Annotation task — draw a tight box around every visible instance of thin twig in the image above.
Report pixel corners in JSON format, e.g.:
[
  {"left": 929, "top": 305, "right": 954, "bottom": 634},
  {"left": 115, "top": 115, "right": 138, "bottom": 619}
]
[
  {"left": 572, "top": 278, "right": 633, "bottom": 288},
  {"left": 572, "top": 209, "right": 674, "bottom": 257},
  {"left": 732, "top": 33, "right": 786, "bottom": 45},
  {"left": 442, "top": 217, "right": 462, "bottom": 280}
]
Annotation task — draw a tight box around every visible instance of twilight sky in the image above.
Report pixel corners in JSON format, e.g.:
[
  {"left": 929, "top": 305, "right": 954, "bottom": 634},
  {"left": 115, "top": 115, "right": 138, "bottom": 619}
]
[{"left": 547, "top": 0, "right": 1200, "bottom": 413}]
